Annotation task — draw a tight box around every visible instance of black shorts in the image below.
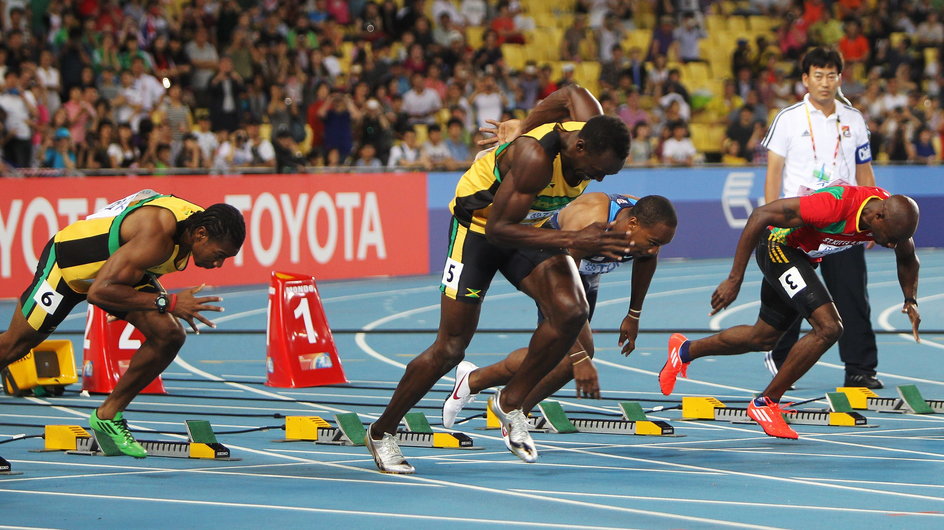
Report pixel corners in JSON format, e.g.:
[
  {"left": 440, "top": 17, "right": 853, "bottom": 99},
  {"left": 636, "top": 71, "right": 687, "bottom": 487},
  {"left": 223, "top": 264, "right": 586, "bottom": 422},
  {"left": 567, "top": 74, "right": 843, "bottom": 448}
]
[
  {"left": 754, "top": 232, "right": 833, "bottom": 330},
  {"left": 439, "top": 217, "right": 567, "bottom": 304},
  {"left": 19, "top": 238, "right": 160, "bottom": 333}
]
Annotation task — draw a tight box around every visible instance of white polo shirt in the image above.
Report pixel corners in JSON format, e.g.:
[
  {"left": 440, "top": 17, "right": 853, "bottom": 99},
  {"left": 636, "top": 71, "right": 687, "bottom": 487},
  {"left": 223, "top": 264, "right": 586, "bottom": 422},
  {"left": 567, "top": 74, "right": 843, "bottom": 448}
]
[{"left": 761, "top": 94, "right": 872, "bottom": 198}]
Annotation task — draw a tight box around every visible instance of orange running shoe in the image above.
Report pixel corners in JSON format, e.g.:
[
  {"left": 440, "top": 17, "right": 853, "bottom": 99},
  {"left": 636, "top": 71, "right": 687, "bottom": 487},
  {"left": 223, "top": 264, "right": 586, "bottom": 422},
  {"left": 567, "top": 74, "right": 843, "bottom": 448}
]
[
  {"left": 658, "top": 333, "right": 690, "bottom": 396},
  {"left": 747, "top": 397, "right": 798, "bottom": 439}
]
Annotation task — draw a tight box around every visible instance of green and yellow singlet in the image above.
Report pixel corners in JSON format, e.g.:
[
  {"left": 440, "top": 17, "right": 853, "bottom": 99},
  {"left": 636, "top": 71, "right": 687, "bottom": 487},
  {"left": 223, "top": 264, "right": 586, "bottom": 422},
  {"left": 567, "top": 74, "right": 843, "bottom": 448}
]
[{"left": 448, "top": 121, "right": 590, "bottom": 234}]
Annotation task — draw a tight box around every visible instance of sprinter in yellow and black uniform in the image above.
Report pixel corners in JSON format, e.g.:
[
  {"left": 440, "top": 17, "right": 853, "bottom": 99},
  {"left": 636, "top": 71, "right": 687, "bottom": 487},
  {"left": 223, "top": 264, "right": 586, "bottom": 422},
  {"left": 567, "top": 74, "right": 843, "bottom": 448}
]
[
  {"left": 0, "top": 190, "right": 245, "bottom": 458},
  {"left": 367, "top": 85, "right": 632, "bottom": 474}
]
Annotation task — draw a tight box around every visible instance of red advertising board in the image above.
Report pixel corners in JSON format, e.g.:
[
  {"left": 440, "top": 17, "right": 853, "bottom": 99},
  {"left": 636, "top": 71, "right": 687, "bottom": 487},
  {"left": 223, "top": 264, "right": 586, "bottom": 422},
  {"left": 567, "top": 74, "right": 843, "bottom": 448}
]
[{"left": 0, "top": 173, "right": 429, "bottom": 298}]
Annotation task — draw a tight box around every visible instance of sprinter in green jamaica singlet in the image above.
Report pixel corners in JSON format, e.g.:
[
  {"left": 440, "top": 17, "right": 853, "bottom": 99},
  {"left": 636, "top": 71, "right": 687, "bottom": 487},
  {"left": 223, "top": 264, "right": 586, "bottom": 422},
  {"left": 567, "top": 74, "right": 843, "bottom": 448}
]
[
  {"left": 366, "top": 85, "right": 632, "bottom": 473},
  {"left": 0, "top": 190, "right": 245, "bottom": 458}
]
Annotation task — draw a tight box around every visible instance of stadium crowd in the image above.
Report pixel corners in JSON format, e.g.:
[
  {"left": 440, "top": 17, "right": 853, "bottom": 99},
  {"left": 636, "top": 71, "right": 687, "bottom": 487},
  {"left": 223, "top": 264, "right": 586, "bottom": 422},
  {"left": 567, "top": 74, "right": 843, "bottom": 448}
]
[{"left": 0, "top": 0, "right": 942, "bottom": 176}]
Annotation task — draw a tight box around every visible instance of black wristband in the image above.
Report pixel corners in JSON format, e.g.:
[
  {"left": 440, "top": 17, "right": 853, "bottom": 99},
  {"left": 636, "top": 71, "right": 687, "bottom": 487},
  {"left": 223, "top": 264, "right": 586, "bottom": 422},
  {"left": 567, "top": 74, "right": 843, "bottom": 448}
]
[{"left": 904, "top": 297, "right": 918, "bottom": 306}]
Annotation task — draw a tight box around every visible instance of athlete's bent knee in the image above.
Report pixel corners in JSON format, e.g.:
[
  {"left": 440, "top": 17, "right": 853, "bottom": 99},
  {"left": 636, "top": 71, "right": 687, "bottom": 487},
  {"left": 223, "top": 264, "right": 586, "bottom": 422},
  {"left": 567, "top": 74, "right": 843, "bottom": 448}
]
[
  {"left": 149, "top": 325, "right": 187, "bottom": 353},
  {"left": 813, "top": 319, "right": 843, "bottom": 345}
]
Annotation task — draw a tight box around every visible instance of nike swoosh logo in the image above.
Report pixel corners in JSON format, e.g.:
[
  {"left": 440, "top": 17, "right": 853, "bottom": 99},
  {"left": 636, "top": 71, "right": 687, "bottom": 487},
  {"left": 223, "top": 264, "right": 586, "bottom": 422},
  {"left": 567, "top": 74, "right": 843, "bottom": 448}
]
[{"left": 452, "top": 373, "right": 468, "bottom": 400}]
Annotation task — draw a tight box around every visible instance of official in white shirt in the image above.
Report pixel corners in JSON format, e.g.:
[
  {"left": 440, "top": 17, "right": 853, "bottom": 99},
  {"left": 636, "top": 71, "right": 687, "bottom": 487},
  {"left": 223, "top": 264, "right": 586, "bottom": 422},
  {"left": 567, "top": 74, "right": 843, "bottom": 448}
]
[{"left": 760, "top": 47, "right": 883, "bottom": 389}]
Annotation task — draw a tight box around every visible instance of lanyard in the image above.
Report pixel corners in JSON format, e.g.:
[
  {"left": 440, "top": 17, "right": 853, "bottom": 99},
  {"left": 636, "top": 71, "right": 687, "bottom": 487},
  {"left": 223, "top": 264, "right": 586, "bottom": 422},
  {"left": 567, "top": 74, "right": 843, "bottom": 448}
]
[{"left": 805, "top": 104, "right": 841, "bottom": 175}]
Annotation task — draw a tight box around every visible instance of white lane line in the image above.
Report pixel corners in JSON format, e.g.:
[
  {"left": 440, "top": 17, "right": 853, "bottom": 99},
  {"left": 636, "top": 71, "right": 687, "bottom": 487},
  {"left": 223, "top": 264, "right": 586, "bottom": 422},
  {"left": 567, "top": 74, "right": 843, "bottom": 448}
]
[
  {"left": 172, "top": 356, "right": 352, "bottom": 414},
  {"left": 0, "top": 490, "right": 631, "bottom": 530},
  {"left": 513, "top": 488, "right": 944, "bottom": 518}
]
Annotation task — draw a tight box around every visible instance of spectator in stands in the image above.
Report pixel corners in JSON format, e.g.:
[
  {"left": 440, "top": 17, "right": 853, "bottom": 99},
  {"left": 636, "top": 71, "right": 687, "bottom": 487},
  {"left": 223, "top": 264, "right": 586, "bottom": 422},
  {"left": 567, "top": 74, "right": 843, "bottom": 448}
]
[
  {"left": 444, "top": 117, "right": 471, "bottom": 167},
  {"left": 649, "top": 15, "right": 677, "bottom": 61},
  {"left": 916, "top": 12, "right": 944, "bottom": 48},
  {"left": 460, "top": 0, "right": 487, "bottom": 27},
  {"left": 387, "top": 126, "right": 424, "bottom": 168},
  {"left": 908, "top": 126, "right": 938, "bottom": 163},
  {"left": 214, "top": 128, "right": 254, "bottom": 171},
  {"left": 352, "top": 142, "right": 384, "bottom": 168},
  {"left": 838, "top": 19, "right": 870, "bottom": 67},
  {"left": 156, "top": 84, "right": 192, "bottom": 156},
  {"left": 41, "top": 127, "right": 77, "bottom": 170},
  {"left": 208, "top": 56, "right": 243, "bottom": 133},
  {"left": 245, "top": 120, "right": 276, "bottom": 169},
  {"left": 674, "top": 12, "right": 707, "bottom": 63},
  {"left": 186, "top": 26, "right": 220, "bottom": 105},
  {"left": 62, "top": 85, "right": 95, "bottom": 147},
  {"left": 704, "top": 79, "right": 744, "bottom": 125},
  {"left": 810, "top": 9, "right": 844, "bottom": 47},
  {"left": 175, "top": 133, "right": 207, "bottom": 169},
  {"left": 36, "top": 50, "right": 62, "bottom": 114},
  {"left": 272, "top": 130, "right": 306, "bottom": 173},
  {"left": 721, "top": 137, "right": 750, "bottom": 165},
  {"left": 82, "top": 121, "right": 114, "bottom": 170},
  {"left": 618, "top": 88, "right": 651, "bottom": 129},
  {"left": 470, "top": 73, "right": 507, "bottom": 129},
  {"left": 628, "top": 121, "right": 656, "bottom": 166},
  {"left": 725, "top": 106, "right": 763, "bottom": 159},
  {"left": 598, "top": 13, "right": 626, "bottom": 63},
  {"left": 600, "top": 45, "right": 628, "bottom": 91},
  {"left": 473, "top": 29, "right": 504, "bottom": 72},
  {"left": 0, "top": 70, "right": 36, "bottom": 168},
  {"left": 661, "top": 122, "right": 698, "bottom": 166},
  {"left": 491, "top": 1, "right": 525, "bottom": 45},
  {"left": 561, "top": 13, "right": 597, "bottom": 62},
  {"left": 421, "top": 123, "right": 452, "bottom": 169},
  {"left": 516, "top": 63, "right": 541, "bottom": 110},
  {"left": 108, "top": 122, "right": 140, "bottom": 169},
  {"left": 319, "top": 91, "right": 360, "bottom": 163},
  {"left": 403, "top": 72, "right": 443, "bottom": 125},
  {"left": 358, "top": 98, "right": 393, "bottom": 163}
]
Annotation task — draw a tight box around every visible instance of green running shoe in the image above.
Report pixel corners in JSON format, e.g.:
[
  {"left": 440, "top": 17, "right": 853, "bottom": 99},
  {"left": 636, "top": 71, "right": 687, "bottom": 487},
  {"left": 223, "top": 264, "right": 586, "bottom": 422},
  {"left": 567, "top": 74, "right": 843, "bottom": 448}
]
[{"left": 89, "top": 410, "right": 147, "bottom": 458}]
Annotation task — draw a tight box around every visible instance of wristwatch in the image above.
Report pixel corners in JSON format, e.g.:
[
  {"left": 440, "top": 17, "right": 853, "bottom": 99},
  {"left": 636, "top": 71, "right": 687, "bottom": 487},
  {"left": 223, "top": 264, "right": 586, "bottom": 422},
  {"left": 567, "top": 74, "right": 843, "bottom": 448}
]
[{"left": 155, "top": 293, "right": 170, "bottom": 313}]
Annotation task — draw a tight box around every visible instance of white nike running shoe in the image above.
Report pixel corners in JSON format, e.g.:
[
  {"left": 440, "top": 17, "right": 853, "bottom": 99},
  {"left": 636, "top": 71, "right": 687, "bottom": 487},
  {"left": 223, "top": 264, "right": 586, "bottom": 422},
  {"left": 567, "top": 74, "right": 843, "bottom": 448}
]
[
  {"left": 488, "top": 388, "right": 538, "bottom": 463},
  {"left": 442, "top": 361, "right": 478, "bottom": 428},
  {"left": 365, "top": 424, "right": 415, "bottom": 474}
]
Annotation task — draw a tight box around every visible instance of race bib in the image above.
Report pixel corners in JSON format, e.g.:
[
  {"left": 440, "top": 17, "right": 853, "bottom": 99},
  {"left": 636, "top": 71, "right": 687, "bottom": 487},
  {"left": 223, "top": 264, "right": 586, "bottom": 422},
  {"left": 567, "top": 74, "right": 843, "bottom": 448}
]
[
  {"left": 86, "top": 189, "right": 160, "bottom": 220},
  {"left": 32, "top": 280, "right": 64, "bottom": 315},
  {"left": 441, "top": 258, "right": 463, "bottom": 290},
  {"left": 778, "top": 267, "right": 807, "bottom": 298}
]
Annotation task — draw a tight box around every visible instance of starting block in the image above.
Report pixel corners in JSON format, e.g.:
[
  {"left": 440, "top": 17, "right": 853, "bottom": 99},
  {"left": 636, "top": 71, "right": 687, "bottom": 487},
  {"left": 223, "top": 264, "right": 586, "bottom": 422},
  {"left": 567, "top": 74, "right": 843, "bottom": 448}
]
[
  {"left": 485, "top": 398, "right": 676, "bottom": 436},
  {"left": 42, "top": 420, "right": 235, "bottom": 459},
  {"left": 2, "top": 340, "right": 78, "bottom": 397},
  {"left": 1, "top": 455, "right": 21, "bottom": 475},
  {"left": 281, "top": 413, "right": 479, "bottom": 449},
  {"left": 833, "top": 385, "right": 942, "bottom": 414},
  {"left": 682, "top": 396, "right": 869, "bottom": 427}
]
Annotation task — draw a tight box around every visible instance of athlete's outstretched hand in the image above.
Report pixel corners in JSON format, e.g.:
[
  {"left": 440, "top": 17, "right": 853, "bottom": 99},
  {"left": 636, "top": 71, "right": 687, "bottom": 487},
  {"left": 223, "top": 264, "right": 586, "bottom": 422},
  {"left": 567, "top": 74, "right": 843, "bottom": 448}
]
[
  {"left": 618, "top": 314, "right": 639, "bottom": 356},
  {"left": 477, "top": 119, "right": 524, "bottom": 147},
  {"left": 571, "top": 222, "right": 632, "bottom": 261},
  {"left": 172, "top": 284, "right": 224, "bottom": 333},
  {"left": 903, "top": 299, "right": 921, "bottom": 342},
  {"left": 573, "top": 356, "right": 600, "bottom": 399},
  {"left": 710, "top": 277, "right": 742, "bottom": 315}
]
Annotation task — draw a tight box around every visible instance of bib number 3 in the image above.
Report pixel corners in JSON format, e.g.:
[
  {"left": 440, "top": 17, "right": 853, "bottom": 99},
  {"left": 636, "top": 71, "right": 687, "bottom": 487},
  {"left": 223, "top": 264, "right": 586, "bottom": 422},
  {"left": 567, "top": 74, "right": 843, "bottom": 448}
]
[{"left": 778, "top": 267, "right": 807, "bottom": 298}]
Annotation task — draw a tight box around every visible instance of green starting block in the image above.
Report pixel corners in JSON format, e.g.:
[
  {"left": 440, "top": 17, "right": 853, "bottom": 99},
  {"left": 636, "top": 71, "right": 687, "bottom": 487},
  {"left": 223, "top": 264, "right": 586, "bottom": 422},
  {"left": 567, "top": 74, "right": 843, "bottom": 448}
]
[
  {"left": 485, "top": 398, "right": 675, "bottom": 436},
  {"left": 281, "top": 413, "right": 479, "bottom": 449},
  {"left": 835, "top": 385, "right": 941, "bottom": 414},
  {"left": 43, "top": 420, "right": 235, "bottom": 459},
  {"left": 682, "top": 396, "right": 870, "bottom": 427}
]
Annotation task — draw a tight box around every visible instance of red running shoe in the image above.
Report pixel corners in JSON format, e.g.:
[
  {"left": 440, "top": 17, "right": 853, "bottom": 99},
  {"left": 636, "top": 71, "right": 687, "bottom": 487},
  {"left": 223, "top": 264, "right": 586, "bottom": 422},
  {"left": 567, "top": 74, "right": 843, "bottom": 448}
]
[
  {"left": 747, "top": 397, "right": 798, "bottom": 439},
  {"left": 659, "top": 333, "right": 690, "bottom": 396}
]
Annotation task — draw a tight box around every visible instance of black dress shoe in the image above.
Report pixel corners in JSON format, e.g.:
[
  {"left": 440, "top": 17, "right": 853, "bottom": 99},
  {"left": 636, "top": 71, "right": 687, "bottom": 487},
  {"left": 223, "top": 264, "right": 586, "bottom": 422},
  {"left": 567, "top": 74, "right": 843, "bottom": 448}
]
[{"left": 844, "top": 374, "right": 884, "bottom": 389}]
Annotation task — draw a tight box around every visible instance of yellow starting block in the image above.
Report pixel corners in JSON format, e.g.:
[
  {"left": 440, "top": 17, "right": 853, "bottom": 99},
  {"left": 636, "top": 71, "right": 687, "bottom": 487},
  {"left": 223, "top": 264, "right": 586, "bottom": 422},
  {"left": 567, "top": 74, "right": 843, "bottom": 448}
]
[
  {"left": 2, "top": 340, "right": 78, "bottom": 397},
  {"left": 682, "top": 396, "right": 869, "bottom": 427},
  {"left": 485, "top": 398, "right": 676, "bottom": 436},
  {"left": 280, "top": 413, "right": 480, "bottom": 449},
  {"left": 43, "top": 420, "right": 234, "bottom": 459},
  {"left": 833, "top": 385, "right": 942, "bottom": 414}
]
